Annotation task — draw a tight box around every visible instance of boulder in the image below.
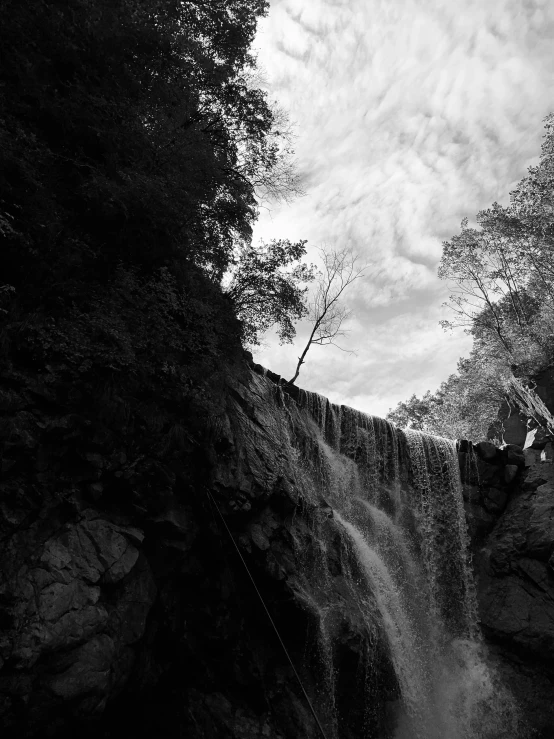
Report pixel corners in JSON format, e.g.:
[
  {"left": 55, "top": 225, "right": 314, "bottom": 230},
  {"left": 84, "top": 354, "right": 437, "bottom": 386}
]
[
  {"left": 503, "top": 444, "right": 526, "bottom": 466},
  {"left": 475, "top": 441, "right": 499, "bottom": 461},
  {"left": 504, "top": 464, "right": 519, "bottom": 483},
  {"left": 482, "top": 486, "right": 508, "bottom": 514}
]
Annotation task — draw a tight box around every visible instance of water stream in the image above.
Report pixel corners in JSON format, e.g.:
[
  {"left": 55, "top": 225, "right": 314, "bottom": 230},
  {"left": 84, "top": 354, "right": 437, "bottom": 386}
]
[{"left": 279, "top": 385, "right": 522, "bottom": 739}]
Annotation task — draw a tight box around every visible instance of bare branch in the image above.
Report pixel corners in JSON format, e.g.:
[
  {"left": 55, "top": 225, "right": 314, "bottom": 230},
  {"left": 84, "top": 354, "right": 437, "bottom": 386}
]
[{"left": 288, "top": 246, "right": 365, "bottom": 384}]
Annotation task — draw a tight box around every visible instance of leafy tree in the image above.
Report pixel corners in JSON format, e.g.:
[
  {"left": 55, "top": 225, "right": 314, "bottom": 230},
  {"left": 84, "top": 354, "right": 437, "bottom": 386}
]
[
  {"left": 0, "top": 0, "right": 311, "bottom": 431},
  {"left": 289, "top": 247, "right": 365, "bottom": 384},
  {"left": 439, "top": 113, "right": 554, "bottom": 373},
  {"left": 387, "top": 350, "right": 507, "bottom": 441},
  {"left": 225, "top": 239, "right": 315, "bottom": 345},
  {"left": 0, "top": 0, "right": 299, "bottom": 303},
  {"left": 410, "top": 112, "right": 554, "bottom": 440}
]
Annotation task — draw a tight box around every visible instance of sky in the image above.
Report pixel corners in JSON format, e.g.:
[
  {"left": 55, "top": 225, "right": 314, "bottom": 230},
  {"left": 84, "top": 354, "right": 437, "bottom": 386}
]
[{"left": 250, "top": 0, "right": 554, "bottom": 419}]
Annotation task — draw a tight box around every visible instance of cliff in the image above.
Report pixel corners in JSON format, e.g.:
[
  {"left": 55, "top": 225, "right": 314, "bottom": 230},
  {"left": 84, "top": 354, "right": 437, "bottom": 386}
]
[
  {"left": 1, "top": 358, "right": 553, "bottom": 738},
  {"left": 0, "top": 360, "right": 398, "bottom": 738}
]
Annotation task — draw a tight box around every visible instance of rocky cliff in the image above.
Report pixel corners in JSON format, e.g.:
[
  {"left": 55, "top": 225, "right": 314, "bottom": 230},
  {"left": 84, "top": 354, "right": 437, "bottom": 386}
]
[
  {"left": 0, "top": 360, "right": 401, "bottom": 739},
  {"left": 459, "top": 437, "right": 554, "bottom": 738},
  {"left": 1, "top": 357, "right": 554, "bottom": 738}
]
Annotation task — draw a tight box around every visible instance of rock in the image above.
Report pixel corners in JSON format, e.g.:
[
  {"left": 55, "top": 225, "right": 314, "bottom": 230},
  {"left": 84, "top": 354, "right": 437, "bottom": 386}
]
[
  {"left": 150, "top": 503, "right": 196, "bottom": 546},
  {"left": 475, "top": 458, "right": 502, "bottom": 485},
  {"left": 496, "top": 401, "right": 528, "bottom": 446},
  {"left": 465, "top": 504, "right": 497, "bottom": 541},
  {"left": 457, "top": 439, "right": 472, "bottom": 454},
  {"left": 47, "top": 634, "right": 115, "bottom": 700},
  {"left": 482, "top": 487, "right": 508, "bottom": 513},
  {"left": 3, "top": 359, "right": 552, "bottom": 739},
  {"left": 87, "top": 482, "right": 104, "bottom": 500},
  {"left": 475, "top": 441, "right": 499, "bottom": 461},
  {"left": 249, "top": 523, "right": 270, "bottom": 551},
  {"left": 462, "top": 485, "right": 481, "bottom": 504},
  {"left": 475, "top": 436, "right": 554, "bottom": 679},
  {"left": 503, "top": 444, "right": 525, "bottom": 466},
  {"left": 502, "top": 414, "right": 528, "bottom": 446},
  {"left": 504, "top": 465, "right": 519, "bottom": 483},
  {"left": 525, "top": 426, "right": 551, "bottom": 450},
  {"left": 106, "top": 555, "right": 156, "bottom": 646},
  {"left": 526, "top": 487, "right": 554, "bottom": 558},
  {"left": 543, "top": 442, "right": 554, "bottom": 463}
]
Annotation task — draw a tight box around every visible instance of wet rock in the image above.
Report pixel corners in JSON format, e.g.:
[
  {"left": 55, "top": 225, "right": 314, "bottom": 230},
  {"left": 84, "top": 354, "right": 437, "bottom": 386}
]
[{"left": 457, "top": 439, "right": 472, "bottom": 454}]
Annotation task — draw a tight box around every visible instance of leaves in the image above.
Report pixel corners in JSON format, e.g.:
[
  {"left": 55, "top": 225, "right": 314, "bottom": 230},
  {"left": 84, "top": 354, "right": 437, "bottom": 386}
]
[
  {"left": 0, "top": 0, "right": 297, "bottom": 295},
  {"left": 225, "top": 239, "right": 314, "bottom": 345},
  {"left": 409, "top": 112, "right": 554, "bottom": 440}
]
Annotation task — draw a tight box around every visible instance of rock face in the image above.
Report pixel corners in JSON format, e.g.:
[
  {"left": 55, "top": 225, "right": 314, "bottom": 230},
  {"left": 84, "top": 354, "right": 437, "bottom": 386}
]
[
  {"left": 459, "top": 439, "right": 554, "bottom": 738},
  {"left": 0, "top": 361, "right": 398, "bottom": 739},
  {"left": 2, "top": 355, "right": 554, "bottom": 738},
  {"left": 2, "top": 509, "right": 153, "bottom": 701}
]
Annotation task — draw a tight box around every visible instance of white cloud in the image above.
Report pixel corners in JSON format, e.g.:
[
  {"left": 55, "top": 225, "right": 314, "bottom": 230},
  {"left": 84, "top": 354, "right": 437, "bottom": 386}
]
[{"left": 251, "top": 0, "right": 554, "bottom": 418}]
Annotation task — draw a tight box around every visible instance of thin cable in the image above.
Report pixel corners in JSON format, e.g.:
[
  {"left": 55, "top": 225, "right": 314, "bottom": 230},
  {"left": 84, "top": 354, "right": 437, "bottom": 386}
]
[{"left": 206, "top": 490, "right": 329, "bottom": 739}]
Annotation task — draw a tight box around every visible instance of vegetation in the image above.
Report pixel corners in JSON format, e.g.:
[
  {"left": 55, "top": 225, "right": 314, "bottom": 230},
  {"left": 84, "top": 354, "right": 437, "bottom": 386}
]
[
  {"left": 0, "top": 0, "right": 313, "bottom": 400},
  {"left": 8, "top": 0, "right": 550, "bottom": 447},
  {"left": 388, "top": 113, "right": 554, "bottom": 441},
  {"left": 225, "top": 239, "right": 314, "bottom": 346},
  {"left": 289, "top": 247, "right": 364, "bottom": 384}
]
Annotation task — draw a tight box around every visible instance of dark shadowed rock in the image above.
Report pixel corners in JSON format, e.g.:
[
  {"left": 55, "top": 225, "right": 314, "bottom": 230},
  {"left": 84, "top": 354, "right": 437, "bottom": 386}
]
[
  {"left": 475, "top": 441, "right": 500, "bottom": 462},
  {"left": 503, "top": 444, "right": 526, "bottom": 466},
  {"left": 503, "top": 464, "right": 519, "bottom": 483},
  {"left": 470, "top": 437, "right": 554, "bottom": 735},
  {"left": 482, "top": 486, "right": 508, "bottom": 514}
]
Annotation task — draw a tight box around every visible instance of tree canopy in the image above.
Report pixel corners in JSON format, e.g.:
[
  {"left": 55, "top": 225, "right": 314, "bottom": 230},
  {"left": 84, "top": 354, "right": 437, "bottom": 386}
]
[
  {"left": 0, "top": 0, "right": 317, "bottom": 428},
  {"left": 389, "top": 113, "right": 554, "bottom": 441},
  {"left": 0, "top": 0, "right": 298, "bottom": 303},
  {"left": 225, "top": 239, "right": 314, "bottom": 346}
]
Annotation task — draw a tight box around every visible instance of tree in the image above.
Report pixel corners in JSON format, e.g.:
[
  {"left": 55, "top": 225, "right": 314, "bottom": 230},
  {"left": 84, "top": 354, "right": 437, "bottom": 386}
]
[
  {"left": 439, "top": 114, "right": 554, "bottom": 377},
  {"left": 288, "top": 246, "right": 364, "bottom": 385},
  {"left": 386, "top": 350, "right": 508, "bottom": 441},
  {"left": 0, "top": 0, "right": 302, "bottom": 298},
  {"left": 224, "top": 239, "right": 315, "bottom": 345},
  {"left": 438, "top": 220, "right": 534, "bottom": 355},
  {"left": 393, "top": 113, "right": 554, "bottom": 441}
]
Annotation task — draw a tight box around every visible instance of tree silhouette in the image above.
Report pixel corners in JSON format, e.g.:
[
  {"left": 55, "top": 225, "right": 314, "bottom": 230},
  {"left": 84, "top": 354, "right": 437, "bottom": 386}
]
[{"left": 289, "top": 246, "right": 364, "bottom": 385}]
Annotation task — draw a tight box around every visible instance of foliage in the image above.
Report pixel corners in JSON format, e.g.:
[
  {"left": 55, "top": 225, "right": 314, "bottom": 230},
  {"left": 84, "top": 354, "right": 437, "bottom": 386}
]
[
  {"left": 225, "top": 239, "right": 315, "bottom": 345},
  {"left": 289, "top": 247, "right": 365, "bottom": 384},
  {"left": 0, "top": 0, "right": 313, "bottom": 422},
  {"left": 440, "top": 113, "right": 554, "bottom": 373},
  {"left": 0, "top": 0, "right": 301, "bottom": 302},
  {"left": 387, "top": 350, "right": 507, "bottom": 441},
  {"left": 394, "top": 113, "right": 554, "bottom": 441},
  {"left": 1, "top": 263, "right": 241, "bottom": 403},
  {"left": 0, "top": 0, "right": 301, "bottom": 474}
]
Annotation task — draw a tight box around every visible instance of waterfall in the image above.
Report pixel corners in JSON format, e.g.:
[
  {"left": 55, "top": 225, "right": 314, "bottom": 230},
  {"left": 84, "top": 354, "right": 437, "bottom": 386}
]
[{"left": 279, "top": 386, "right": 522, "bottom": 739}]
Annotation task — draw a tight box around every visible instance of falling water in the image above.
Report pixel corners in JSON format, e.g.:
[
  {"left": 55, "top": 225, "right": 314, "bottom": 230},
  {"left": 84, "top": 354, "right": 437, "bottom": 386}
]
[{"left": 276, "top": 384, "right": 523, "bottom": 739}]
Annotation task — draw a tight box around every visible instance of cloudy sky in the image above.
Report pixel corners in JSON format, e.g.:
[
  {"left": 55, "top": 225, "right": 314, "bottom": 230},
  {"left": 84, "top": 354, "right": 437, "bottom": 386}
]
[{"left": 251, "top": 0, "right": 554, "bottom": 418}]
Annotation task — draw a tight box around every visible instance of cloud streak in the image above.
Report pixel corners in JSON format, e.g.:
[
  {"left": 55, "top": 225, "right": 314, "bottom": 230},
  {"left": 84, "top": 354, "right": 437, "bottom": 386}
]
[{"left": 251, "top": 0, "right": 554, "bottom": 418}]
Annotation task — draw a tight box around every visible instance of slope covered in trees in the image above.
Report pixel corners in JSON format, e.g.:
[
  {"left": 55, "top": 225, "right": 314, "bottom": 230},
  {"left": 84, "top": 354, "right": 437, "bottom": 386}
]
[
  {"left": 0, "top": 0, "right": 312, "bottom": 417},
  {"left": 388, "top": 114, "right": 554, "bottom": 441}
]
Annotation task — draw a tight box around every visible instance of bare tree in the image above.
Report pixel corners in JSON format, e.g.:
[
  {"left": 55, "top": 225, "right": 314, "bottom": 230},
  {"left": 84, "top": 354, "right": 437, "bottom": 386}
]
[{"left": 288, "top": 246, "right": 365, "bottom": 384}]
